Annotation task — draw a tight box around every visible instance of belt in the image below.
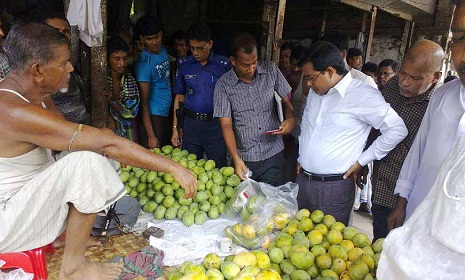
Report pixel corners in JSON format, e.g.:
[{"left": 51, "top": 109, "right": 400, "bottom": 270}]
[
  {"left": 301, "top": 169, "right": 345, "bottom": 182},
  {"left": 185, "top": 109, "right": 214, "bottom": 121}
]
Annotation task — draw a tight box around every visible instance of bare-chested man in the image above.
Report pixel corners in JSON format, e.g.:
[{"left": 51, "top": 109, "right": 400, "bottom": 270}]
[{"left": 0, "top": 22, "right": 197, "bottom": 280}]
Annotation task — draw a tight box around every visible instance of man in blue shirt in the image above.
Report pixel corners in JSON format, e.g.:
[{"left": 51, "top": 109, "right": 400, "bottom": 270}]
[
  {"left": 135, "top": 16, "right": 172, "bottom": 148},
  {"left": 172, "top": 22, "right": 231, "bottom": 167}
]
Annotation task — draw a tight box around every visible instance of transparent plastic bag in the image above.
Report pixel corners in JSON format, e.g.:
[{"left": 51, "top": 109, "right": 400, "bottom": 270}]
[
  {"left": 224, "top": 215, "right": 272, "bottom": 250},
  {"left": 223, "top": 180, "right": 299, "bottom": 250},
  {"left": 224, "top": 179, "right": 265, "bottom": 221},
  {"left": 260, "top": 181, "right": 299, "bottom": 230}
]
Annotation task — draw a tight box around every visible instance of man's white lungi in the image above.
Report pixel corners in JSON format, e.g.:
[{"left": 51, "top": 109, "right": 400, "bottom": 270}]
[{"left": 0, "top": 149, "right": 125, "bottom": 252}]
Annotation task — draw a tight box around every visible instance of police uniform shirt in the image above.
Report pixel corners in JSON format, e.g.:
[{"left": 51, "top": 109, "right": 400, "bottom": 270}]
[{"left": 173, "top": 52, "right": 231, "bottom": 113}]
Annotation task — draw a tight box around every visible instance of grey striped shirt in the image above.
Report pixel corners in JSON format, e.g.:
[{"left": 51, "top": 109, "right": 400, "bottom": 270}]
[{"left": 214, "top": 61, "right": 291, "bottom": 162}]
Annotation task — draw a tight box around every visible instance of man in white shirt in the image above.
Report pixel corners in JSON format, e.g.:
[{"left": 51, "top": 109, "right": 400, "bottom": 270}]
[
  {"left": 297, "top": 41, "right": 407, "bottom": 225},
  {"left": 321, "top": 32, "right": 378, "bottom": 89},
  {"left": 377, "top": 4, "right": 465, "bottom": 276},
  {"left": 388, "top": 3, "right": 465, "bottom": 229},
  {"left": 320, "top": 33, "right": 378, "bottom": 215}
]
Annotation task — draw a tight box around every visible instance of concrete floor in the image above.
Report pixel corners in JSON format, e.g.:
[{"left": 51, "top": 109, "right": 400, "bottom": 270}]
[{"left": 350, "top": 210, "right": 373, "bottom": 240}]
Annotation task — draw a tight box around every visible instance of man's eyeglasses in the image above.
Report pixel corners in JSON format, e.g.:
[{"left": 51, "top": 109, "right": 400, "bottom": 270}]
[
  {"left": 303, "top": 71, "right": 324, "bottom": 83},
  {"left": 189, "top": 42, "right": 208, "bottom": 52},
  {"left": 379, "top": 72, "right": 394, "bottom": 77}
]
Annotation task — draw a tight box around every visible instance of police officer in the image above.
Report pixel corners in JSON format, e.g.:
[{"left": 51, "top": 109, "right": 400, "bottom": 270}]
[{"left": 171, "top": 22, "right": 231, "bottom": 167}]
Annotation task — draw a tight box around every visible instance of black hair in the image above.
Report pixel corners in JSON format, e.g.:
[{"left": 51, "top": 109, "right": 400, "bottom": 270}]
[
  {"left": 444, "top": 75, "right": 458, "bottom": 83},
  {"left": 135, "top": 15, "right": 162, "bottom": 37},
  {"left": 35, "top": 10, "right": 70, "bottom": 26},
  {"left": 291, "top": 44, "right": 305, "bottom": 61},
  {"left": 132, "top": 28, "right": 141, "bottom": 42},
  {"left": 281, "top": 42, "right": 293, "bottom": 51},
  {"left": 320, "top": 31, "right": 348, "bottom": 51},
  {"left": 230, "top": 32, "right": 257, "bottom": 58},
  {"left": 298, "top": 41, "right": 348, "bottom": 75},
  {"left": 107, "top": 36, "right": 129, "bottom": 58},
  {"left": 347, "top": 48, "right": 362, "bottom": 60},
  {"left": 361, "top": 62, "right": 378, "bottom": 74},
  {"left": 378, "top": 59, "right": 399, "bottom": 72},
  {"left": 4, "top": 22, "right": 69, "bottom": 74},
  {"left": 172, "top": 30, "right": 187, "bottom": 42},
  {"left": 187, "top": 22, "right": 211, "bottom": 42}
]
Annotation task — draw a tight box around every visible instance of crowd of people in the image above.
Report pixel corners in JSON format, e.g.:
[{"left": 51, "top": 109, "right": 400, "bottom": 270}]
[{"left": 1, "top": 1, "right": 465, "bottom": 278}]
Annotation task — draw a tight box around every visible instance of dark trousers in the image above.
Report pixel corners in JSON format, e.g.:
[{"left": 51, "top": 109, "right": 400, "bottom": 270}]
[
  {"left": 372, "top": 203, "right": 393, "bottom": 240},
  {"left": 245, "top": 151, "right": 284, "bottom": 186},
  {"left": 182, "top": 116, "right": 227, "bottom": 168},
  {"left": 282, "top": 135, "right": 298, "bottom": 183},
  {"left": 296, "top": 173, "right": 355, "bottom": 226},
  {"left": 150, "top": 115, "right": 171, "bottom": 147}
]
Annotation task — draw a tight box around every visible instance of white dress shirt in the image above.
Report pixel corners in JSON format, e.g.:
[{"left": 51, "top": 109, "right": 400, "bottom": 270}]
[
  {"left": 395, "top": 78, "right": 465, "bottom": 219},
  {"left": 298, "top": 73, "right": 407, "bottom": 174},
  {"left": 350, "top": 68, "right": 378, "bottom": 89}
]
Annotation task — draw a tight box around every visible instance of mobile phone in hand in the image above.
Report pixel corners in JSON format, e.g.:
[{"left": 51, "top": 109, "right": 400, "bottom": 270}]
[{"left": 264, "top": 128, "right": 282, "bottom": 134}]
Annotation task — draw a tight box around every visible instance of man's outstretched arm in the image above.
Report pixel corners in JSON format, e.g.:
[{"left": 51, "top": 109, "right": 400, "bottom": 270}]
[
  {"left": 3, "top": 102, "right": 197, "bottom": 198},
  {"left": 218, "top": 117, "right": 247, "bottom": 180}
]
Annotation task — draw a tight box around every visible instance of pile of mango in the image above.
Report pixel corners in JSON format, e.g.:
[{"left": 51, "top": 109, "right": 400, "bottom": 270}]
[
  {"left": 168, "top": 251, "right": 281, "bottom": 280},
  {"left": 265, "top": 208, "right": 383, "bottom": 280},
  {"left": 119, "top": 145, "right": 241, "bottom": 226},
  {"left": 168, "top": 208, "right": 384, "bottom": 280}
]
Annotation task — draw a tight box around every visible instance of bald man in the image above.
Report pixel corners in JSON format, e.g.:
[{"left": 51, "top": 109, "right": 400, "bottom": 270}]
[
  {"left": 367, "top": 40, "right": 444, "bottom": 240},
  {"left": 386, "top": 37, "right": 457, "bottom": 230},
  {"left": 377, "top": 2, "right": 465, "bottom": 277}
]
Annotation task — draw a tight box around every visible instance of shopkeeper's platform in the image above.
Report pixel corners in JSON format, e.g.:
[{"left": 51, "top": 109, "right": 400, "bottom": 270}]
[{"left": 45, "top": 233, "right": 151, "bottom": 280}]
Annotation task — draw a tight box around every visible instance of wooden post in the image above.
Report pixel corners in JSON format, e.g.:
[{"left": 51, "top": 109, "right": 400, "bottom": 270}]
[
  {"left": 272, "top": 0, "right": 287, "bottom": 64},
  {"left": 365, "top": 6, "right": 377, "bottom": 63},
  {"left": 408, "top": 21, "right": 415, "bottom": 47},
  {"left": 63, "top": 0, "right": 80, "bottom": 74},
  {"left": 260, "top": 1, "right": 277, "bottom": 61},
  {"left": 336, "top": 0, "right": 412, "bottom": 21},
  {"left": 358, "top": 12, "right": 368, "bottom": 57},
  {"left": 90, "top": 0, "right": 108, "bottom": 128},
  {"left": 398, "top": 20, "right": 413, "bottom": 63}
]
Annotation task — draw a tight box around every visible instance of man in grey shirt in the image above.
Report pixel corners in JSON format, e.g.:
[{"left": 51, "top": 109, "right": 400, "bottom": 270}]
[{"left": 214, "top": 33, "right": 295, "bottom": 186}]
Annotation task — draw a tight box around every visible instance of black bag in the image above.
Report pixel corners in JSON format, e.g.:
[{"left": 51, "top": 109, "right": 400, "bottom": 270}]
[{"left": 92, "top": 195, "right": 141, "bottom": 236}]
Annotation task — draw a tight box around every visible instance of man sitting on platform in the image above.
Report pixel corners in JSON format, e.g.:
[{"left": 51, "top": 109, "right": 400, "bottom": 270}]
[{"left": 0, "top": 22, "right": 197, "bottom": 280}]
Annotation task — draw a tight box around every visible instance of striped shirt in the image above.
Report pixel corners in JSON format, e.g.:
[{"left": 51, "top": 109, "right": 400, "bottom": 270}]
[
  {"left": 0, "top": 51, "right": 9, "bottom": 82},
  {"left": 107, "top": 71, "right": 140, "bottom": 141},
  {"left": 214, "top": 61, "right": 291, "bottom": 162},
  {"left": 371, "top": 76, "right": 441, "bottom": 208},
  {"left": 52, "top": 73, "right": 92, "bottom": 125}
]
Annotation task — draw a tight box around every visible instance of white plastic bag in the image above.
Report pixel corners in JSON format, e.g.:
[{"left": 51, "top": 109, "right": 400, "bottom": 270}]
[{"left": 0, "top": 263, "right": 33, "bottom": 280}]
